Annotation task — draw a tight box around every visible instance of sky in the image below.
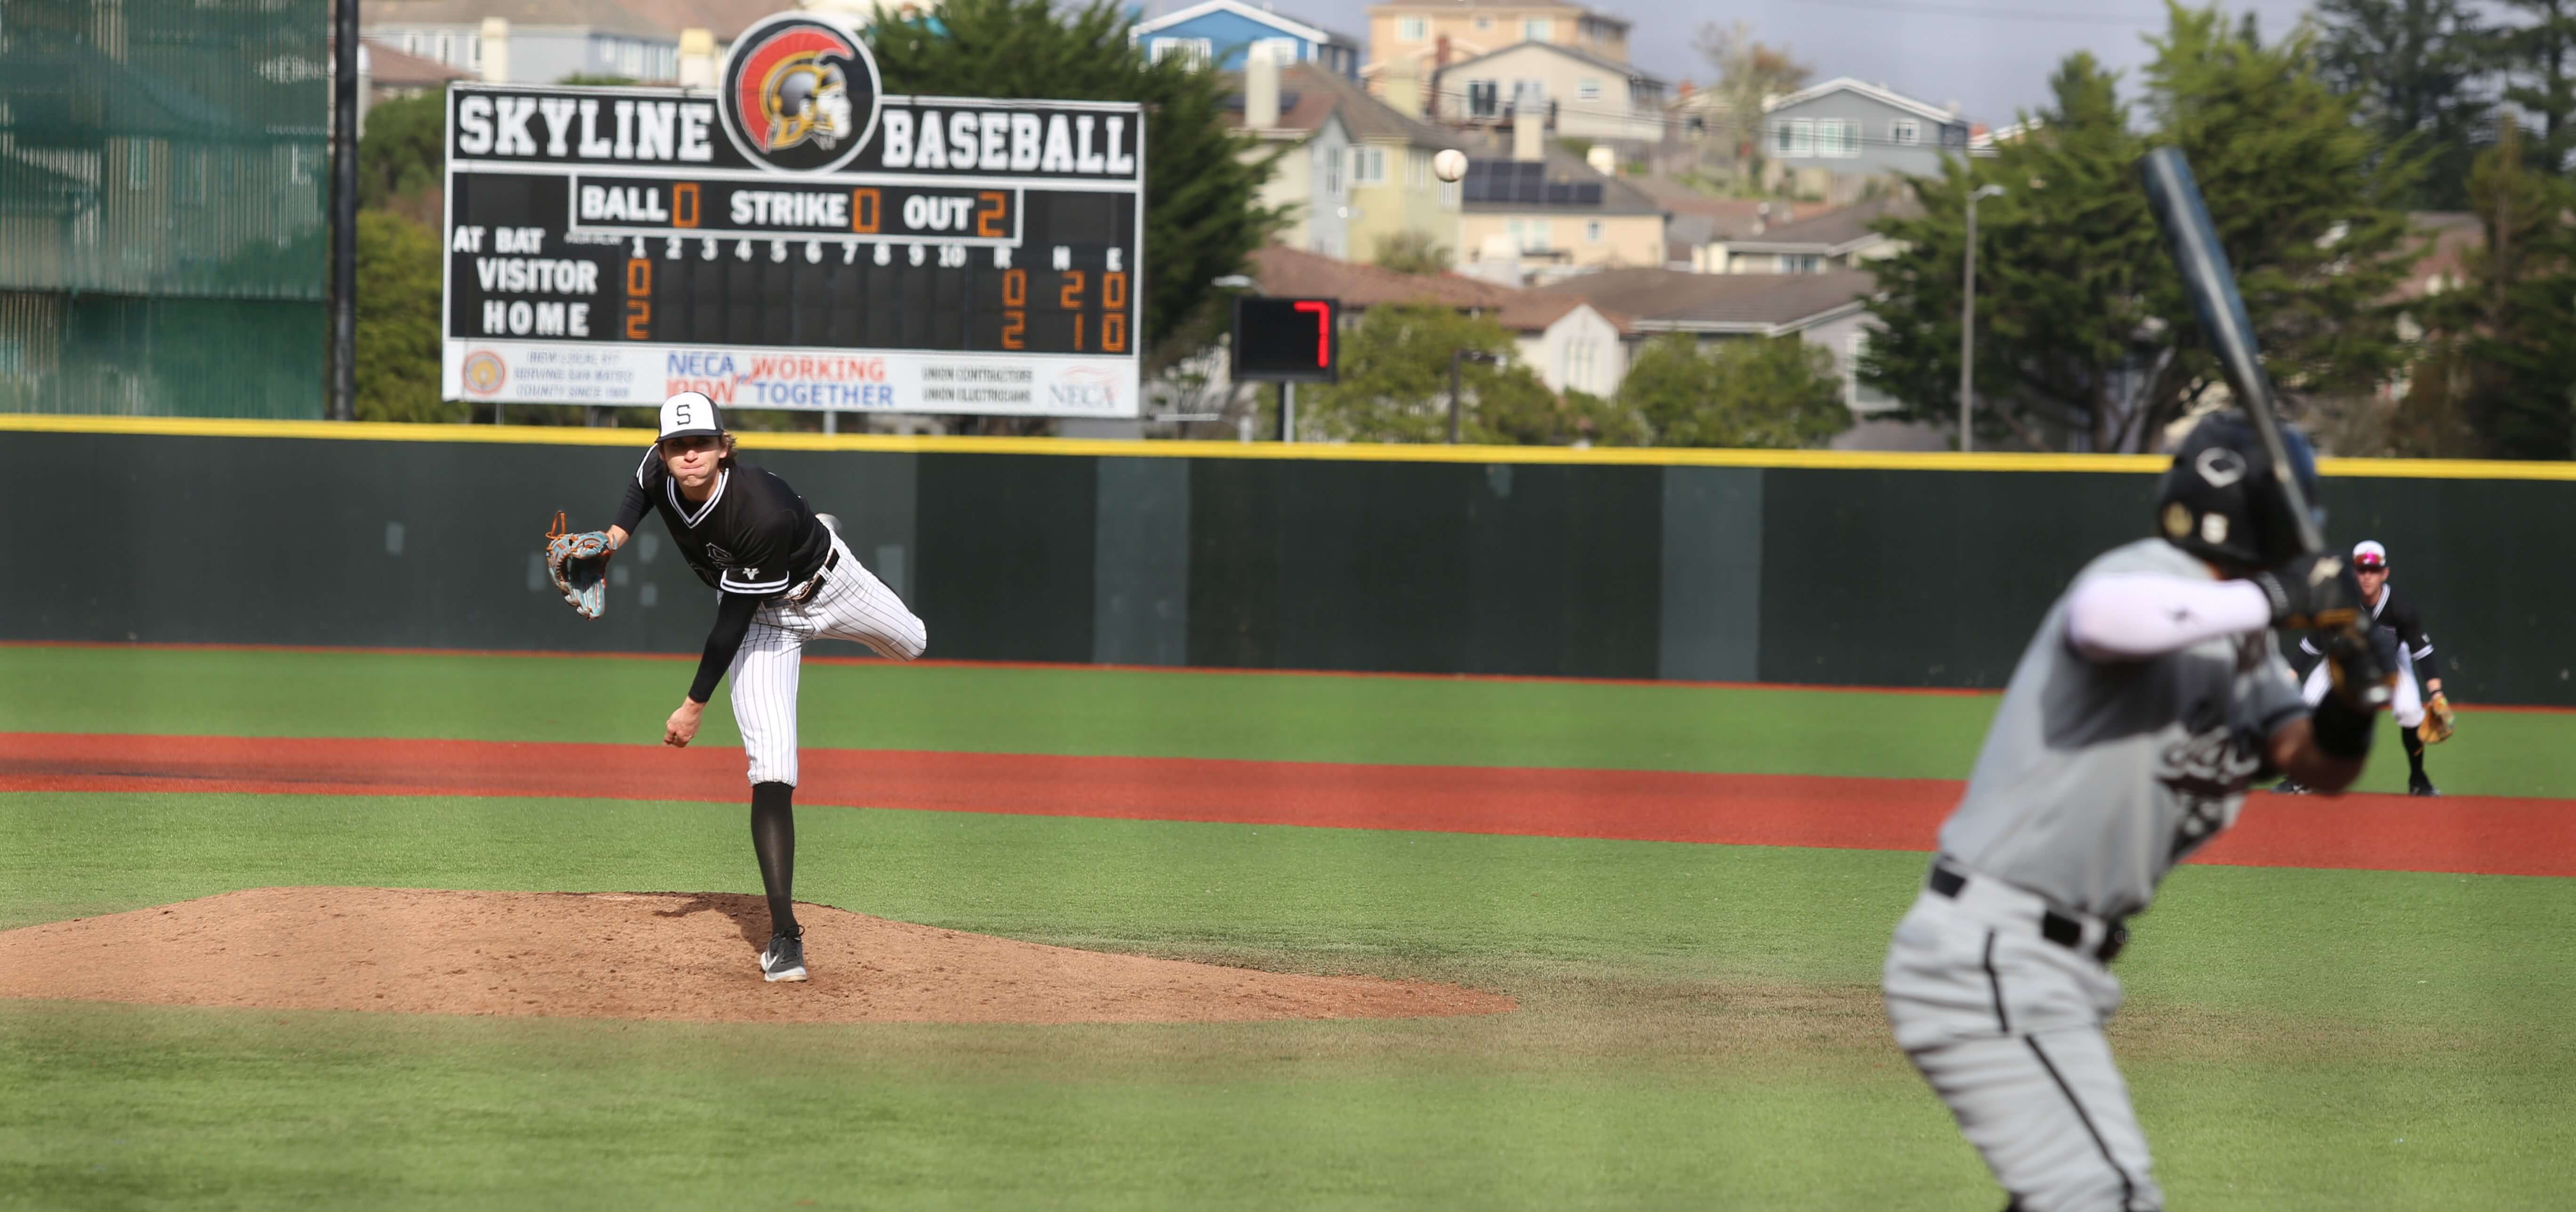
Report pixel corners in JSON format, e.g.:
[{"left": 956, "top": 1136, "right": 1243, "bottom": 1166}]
[{"left": 1193, "top": 0, "right": 2327, "bottom": 129}]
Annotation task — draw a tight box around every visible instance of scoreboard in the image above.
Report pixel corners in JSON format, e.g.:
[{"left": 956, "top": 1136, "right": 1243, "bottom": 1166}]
[{"left": 441, "top": 13, "right": 1143, "bottom": 418}]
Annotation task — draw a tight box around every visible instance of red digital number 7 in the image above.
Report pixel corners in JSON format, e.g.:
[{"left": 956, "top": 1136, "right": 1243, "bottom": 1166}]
[{"left": 1293, "top": 300, "right": 1331, "bottom": 367}]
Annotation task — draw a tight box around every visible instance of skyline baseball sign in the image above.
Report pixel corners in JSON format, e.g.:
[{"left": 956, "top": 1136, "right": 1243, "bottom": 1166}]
[{"left": 439, "top": 11, "right": 1145, "bottom": 418}]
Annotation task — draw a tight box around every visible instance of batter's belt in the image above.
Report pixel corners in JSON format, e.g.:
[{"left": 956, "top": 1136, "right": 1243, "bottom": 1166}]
[{"left": 1928, "top": 859, "right": 2128, "bottom": 963}]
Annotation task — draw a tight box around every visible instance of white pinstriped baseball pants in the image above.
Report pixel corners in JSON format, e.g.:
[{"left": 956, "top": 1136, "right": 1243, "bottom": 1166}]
[
  {"left": 2301, "top": 649, "right": 2424, "bottom": 729},
  {"left": 728, "top": 533, "right": 926, "bottom": 786},
  {"left": 1885, "top": 881, "right": 2163, "bottom": 1212}
]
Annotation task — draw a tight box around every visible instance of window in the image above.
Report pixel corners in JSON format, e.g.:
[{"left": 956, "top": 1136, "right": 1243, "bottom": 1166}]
[
  {"left": 1320, "top": 143, "right": 1343, "bottom": 195},
  {"left": 1585, "top": 220, "right": 1604, "bottom": 242},
  {"left": 401, "top": 32, "right": 419, "bottom": 54},
  {"left": 1509, "top": 218, "right": 1552, "bottom": 250},
  {"left": 128, "top": 141, "right": 149, "bottom": 188},
  {"left": 1474, "top": 16, "right": 1493, "bottom": 30},
  {"left": 1523, "top": 18, "right": 1550, "bottom": 40},
  {"left": 1892, "top": 118, "right": 1920, "bottom": 145},
  {"left": 1774, "top": 119, "right": 1813, "bottom": 157},
  {"left": 468, "top": 35, "right": 482, "bottom": 68},
  {"left": 1351, "top": 146, "right": 1386, "bottom": 185},
  {"left": 1256, "top": 37, "right": 1300, "bottom": 65},
  {"left": 1780, "top": 254, "right": 1822, "bottom": 274},
  {"left": 1467, "top": 79, "right": 1499, "bottom": 118},
  {"left": 436, "top": 33, "right": 453, "bottom": 65},
  {"left": 1150, "top": 38, "right": 1211, "bottom": 69},
  {"left": 1407, "top": 150, "right": 1429, "bottom": 186},
  {"left": 1399, "top": 17, "right": 1427, "bottom": 40},
  {"left": 1848, "top": 331, "right": 1896, "bottom": 410},
  {"left": 1578, "top": 78, "right": 1602, "bottom": 103},
  {"left": 1513, "top": 79, "right": 1546, "bottom": 113},
  {"left": 1440, "top": 178, "right": 1459, "bottom": 207}
]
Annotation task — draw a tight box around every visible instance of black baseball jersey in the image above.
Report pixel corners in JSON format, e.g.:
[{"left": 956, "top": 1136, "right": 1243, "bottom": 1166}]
[
  {"left": 2301, "top": 582, "right": 2434, "bottom": 668},
  {"left": 614, "top": 448, "right": 831, "bottom": 597}
]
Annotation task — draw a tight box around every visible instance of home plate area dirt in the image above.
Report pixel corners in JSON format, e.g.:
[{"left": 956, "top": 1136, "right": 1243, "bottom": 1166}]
[{"left": 0, "top": 888, "right": 1515, "bottom": 1025}]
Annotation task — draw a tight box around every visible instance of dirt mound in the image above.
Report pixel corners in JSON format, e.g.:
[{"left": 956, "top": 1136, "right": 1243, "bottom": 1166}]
[{"left": 0, "top": 888, "right": 1513, "bottom": 1025}]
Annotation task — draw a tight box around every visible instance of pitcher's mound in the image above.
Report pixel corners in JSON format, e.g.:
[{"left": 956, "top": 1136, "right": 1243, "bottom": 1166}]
[{"left": 0, "top": 888, "right": 1513, "bottom": 1025}]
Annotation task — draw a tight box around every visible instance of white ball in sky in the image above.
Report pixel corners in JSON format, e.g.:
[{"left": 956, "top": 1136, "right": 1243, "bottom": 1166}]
[{"left": 1433, "top": 148, "right": 1469, "bottom": 183}]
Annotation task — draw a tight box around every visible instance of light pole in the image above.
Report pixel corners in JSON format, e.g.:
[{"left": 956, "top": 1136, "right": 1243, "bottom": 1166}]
[
  {"left": 1449, "top": 349, "right": 1500, "bottom": 444},
  {"left": 1960, "top": 183, "right": 2005, "bottom": 452}
]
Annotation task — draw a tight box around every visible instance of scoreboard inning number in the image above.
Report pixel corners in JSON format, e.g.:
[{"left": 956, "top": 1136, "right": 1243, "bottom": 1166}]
[{"left": 1230, "top": 296, "right": 1340, "bottom": 384}]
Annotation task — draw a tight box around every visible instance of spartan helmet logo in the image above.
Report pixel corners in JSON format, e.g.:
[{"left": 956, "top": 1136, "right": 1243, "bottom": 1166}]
[
  {"left": 716, "top": 14, "right": 881, "bottom": 174},
  {"left": 761, "top": 53, "right": 855, "bottom": 152}
]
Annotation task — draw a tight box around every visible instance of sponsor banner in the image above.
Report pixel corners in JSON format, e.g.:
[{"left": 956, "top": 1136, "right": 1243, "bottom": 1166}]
[{"left": 442, "top": 340, "right": 1138, "bottom": 418}]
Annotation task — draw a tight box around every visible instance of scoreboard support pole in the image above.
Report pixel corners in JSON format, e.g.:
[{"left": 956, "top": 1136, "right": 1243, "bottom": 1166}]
[{"left": 1280, "top": 383, "right": 1296, "bottom": 444}]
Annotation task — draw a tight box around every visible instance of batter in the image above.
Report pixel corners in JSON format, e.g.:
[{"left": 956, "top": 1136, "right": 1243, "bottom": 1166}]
[
  {"left": 600, "top": 391, "right": 927, "bottom": 982},
  {"left": 1882, "top": 414, "right": 2385, "bottom": 1211}
]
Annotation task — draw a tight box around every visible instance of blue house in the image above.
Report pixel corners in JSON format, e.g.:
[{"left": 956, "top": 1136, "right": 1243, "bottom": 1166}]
[{"left": 1128, "top": 0, "right": 1360, "bottom": 79}]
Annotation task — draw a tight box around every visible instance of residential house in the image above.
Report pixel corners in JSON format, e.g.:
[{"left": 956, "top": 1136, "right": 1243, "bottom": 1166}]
[
  {"left": 1251, "top": 65, "right": 1461, "bottom": 268},
  {"left": 362, "top": 39, "right": 470, "bottom": 104},
  {"left": 1131, "top": 0, "right": 1362, "bottom": 78},
  {"left": 365, "top": 0, "right": 683, "bottom": 83},
  {"left": 1431, "top": 40, "right": 1667, "bottom": 146},
  {"left": 1699, "top": 194, "right": 1914, "bottom": 274},
  {"left": 1456, "top": 125, "right": 1665, "bottom": 283},
  {"left": 1224, "top": 54, "right": 1357, "bottom": 258},
  {"left": 1364, "top": 0, "right": 1630, "bottom": 82},
  {"left": 1626, "top": 178, "right": 1833, "bottom": 269},
  {"left": 1529, "top": 266, "right": 1938, "bottom": 448},
  {"left": 1246, "top": 244, "right": 1627, "bottom": 397},
  {"left": 1761, "top": 77, "right": 1970, "bottom": 200}
]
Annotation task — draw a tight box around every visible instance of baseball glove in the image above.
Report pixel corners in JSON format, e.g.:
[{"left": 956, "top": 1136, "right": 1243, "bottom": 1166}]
[
  {"left": 544, "top": 510, "right": 612, "bottom": 620},
  {"left": 2419, "top": 692, "right": 2456, "bottom": 745}
]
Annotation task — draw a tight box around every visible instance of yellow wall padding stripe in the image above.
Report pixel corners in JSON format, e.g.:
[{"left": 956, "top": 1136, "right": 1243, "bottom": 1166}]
[{"left": 6, "top": 412, "right": 2573, "bottom": 479}]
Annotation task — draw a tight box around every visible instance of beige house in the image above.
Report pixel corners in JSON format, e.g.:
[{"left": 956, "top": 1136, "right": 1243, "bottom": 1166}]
[
  {"left": 1430, "top": 41, "right": 1666, "bottom": 145},
  {"left": 1455, "top": 128, "right": 1665, "bottom": 283},
  {"left": 1364, "top": 0, "right": 1630, "bottom": 80},
  {"left": 1263, "top": 64, "right": 1462, "bottom": 267},
  {"left": 1697, "top": 194, "right": 1915, "bottom": 274},
  {"left": 1224, "top": 54, "right": 1358, "bottom": 259}
]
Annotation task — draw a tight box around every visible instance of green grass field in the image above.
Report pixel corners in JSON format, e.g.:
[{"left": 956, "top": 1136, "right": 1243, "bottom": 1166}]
[{"left": 2, "top": 646, "right": 2571, "bottom": 1209}]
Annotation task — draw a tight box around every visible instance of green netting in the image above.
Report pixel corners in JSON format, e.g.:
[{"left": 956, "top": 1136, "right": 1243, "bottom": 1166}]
[
  {"left": 0, "top": 0, "right": 328, "bottom": 417},
  {"left": 0, "top": 292, "right": 324, "bottom": 418}
]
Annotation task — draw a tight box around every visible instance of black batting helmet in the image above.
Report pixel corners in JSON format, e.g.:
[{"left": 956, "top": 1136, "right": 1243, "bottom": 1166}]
[{"left": 2154, "top": 412, "right": 2322, "bottom": 570}]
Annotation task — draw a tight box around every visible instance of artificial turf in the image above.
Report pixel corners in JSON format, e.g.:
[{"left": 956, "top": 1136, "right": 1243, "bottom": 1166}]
[{"left": 0, "top": 646, "right": 2570, "bottom": 1208}]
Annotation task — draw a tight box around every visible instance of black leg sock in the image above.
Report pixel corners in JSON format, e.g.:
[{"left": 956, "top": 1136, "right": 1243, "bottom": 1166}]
[
  {"left": 2402, "top": 729, "right": 2427, "bottom": 781},
  {"left": 751, "top": 781, "right": 798, "bottom": 938}
]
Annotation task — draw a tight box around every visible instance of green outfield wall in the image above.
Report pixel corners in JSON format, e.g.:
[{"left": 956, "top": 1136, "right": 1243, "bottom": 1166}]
[{"left": 6, "top": 418, "right": 2569, "bottom": 704}]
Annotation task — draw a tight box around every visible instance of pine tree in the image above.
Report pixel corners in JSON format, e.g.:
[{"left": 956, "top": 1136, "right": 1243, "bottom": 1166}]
[
  {"left": 2313, "top": 0, "right": 2493, "bottom": 208},
  {"left": 2496, "top": 0, "right": 2576, "bottom": 168}
]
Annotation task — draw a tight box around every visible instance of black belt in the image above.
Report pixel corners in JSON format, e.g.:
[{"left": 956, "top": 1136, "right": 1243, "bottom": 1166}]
[
  {"left": 1927, "top": 863, "right": 2127, "bottom": 963},
  {"left": 786, "top": 547, "right": 840, "bottom": 602}
]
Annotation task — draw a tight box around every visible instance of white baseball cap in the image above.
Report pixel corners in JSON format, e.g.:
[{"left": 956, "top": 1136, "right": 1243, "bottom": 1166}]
[
  {"left": 2352, "top": 540, "right": 2388, "bottom": 569},
  {"left": 658, "top": 391, "right": 723, "bottom": 441}
]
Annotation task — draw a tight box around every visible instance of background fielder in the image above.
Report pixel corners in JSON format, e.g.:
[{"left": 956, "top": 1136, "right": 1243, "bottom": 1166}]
[
  {"left": 1884, "top": 415, "right": 2382, "bottom": 1212},
  {"left": 598, "top": 391, "right": 927, "bottom": 983},
  {"left": 2283, "top": 540, "right": 2449, "bottom": 797}
]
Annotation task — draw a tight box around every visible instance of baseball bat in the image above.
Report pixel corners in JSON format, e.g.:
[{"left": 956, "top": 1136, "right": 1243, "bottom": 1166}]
[{"left": 2136, "top": 146, "right": 2325, "bottom": 556}]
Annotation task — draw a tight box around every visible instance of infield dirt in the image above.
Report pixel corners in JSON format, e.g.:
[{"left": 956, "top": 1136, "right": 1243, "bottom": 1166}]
[{"left": 0, "top": 887, "right": 1516, "bottom": 1024}]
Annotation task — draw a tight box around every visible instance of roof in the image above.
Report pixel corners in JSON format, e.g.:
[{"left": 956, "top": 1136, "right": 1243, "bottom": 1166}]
[
  {"left": 1435, "top": 40, "right": 1666, "bottom": 88},
  {"left": 1248, "top": 245, "right": 1518, "bottom": 310},
  {"left": 1131, "top": 0, "right": 1357, "bottom": 47},
  {"left": 1721, "top": 194, "right": 1917, "bottom": 252},
  {"left": 1642, "top": 270, "right": 1876, "bottom": 330},
  {"left": 1262, "top": 62, "right": 1455, "bottom": 148},
  {"left": 1220, "top": 87, "right": 1344, "bottom": 137},
  {"left": 617, "top": 0, "right": 793, "bottom": 42},
  {"left": 1529, "top": 267, "right": 1873, "bottom": 331},
  {"left": 1969, "top": 118, "right": 2040, "bottom": 153},
  {"left": 362, "top": 39, "right": 472, "bottom": 88},
  {"left": 1457, "top": 144, "right": 1663, "bottom": 216},
  {"left": 1763, "top": 76, "right": 1959, "bottom": 124},
  {"left": 2392, "top": 211, "right": 2482, "bottom": 302},
  {"left": 1622, "top": 179, "right": 1831, "bottom": 237},
  {"left": 366, "top": 0, "right": 671, "bottom": 39}
]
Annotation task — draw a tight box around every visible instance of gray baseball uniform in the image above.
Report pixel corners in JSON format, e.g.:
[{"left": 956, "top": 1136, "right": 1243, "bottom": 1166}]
[{"left": 1884, "top": 538, "right": 2307, "bottom": 1212}]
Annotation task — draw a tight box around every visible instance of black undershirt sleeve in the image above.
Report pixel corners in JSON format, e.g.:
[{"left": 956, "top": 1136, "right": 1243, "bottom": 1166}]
[
  {"left": 688, "top": 591, "right": 761, "bottom": 704},
  {"left": 612, "top": 480, "right": 651, "bottom": 537}
]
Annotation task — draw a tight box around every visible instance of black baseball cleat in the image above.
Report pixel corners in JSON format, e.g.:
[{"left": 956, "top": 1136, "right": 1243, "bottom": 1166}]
[
  {"left": 760, "top": 929, "right": 808, "bottom": 983},
  {"left": 2409, "top": 776, "right": 2441, "bottom": 798},
  {"left": 2271, "top": 779, "right": 2312, "bottom": 794}
]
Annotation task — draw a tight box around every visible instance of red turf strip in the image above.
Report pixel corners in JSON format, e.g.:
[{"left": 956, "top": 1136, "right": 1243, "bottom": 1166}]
[{"left": 1, "top": 733, "right": 2566, "bottom": 878}]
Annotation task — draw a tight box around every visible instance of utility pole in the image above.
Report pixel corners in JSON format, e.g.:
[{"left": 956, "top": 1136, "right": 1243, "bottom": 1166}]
[{"left": 1960, "top": 184, "right": 2004, "bottom": 452}]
